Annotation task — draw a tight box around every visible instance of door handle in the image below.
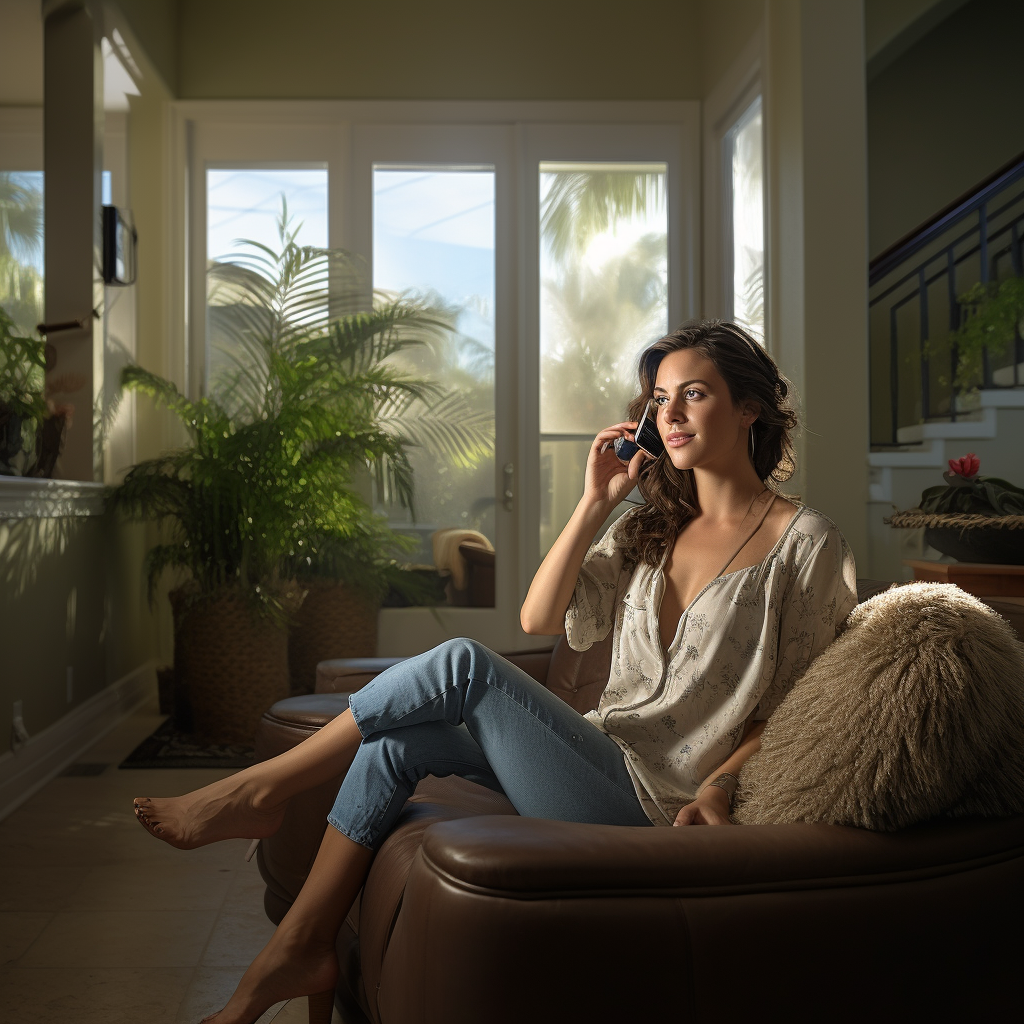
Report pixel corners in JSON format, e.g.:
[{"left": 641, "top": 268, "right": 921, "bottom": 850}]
[{"left": 503, "top": 462, "right": 514, "bottom": 511}]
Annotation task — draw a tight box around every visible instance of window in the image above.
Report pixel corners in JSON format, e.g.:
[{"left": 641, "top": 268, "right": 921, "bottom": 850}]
[
  {"left": 724, "top": 97, "right": 764, "bottom": 333},
  {"left": 538, "top": 162, "right": 668, "bottom": 555},
  {"left": 1, "top": 19, "right": 143, "bottom": 487},
  {"left": 0, "top": 170, "right": 44, "bottom": 339},
  {"left": 0, "top": 109, "right": 117, "bottom": 483},
  {"left": 371, "top": 166, "right": 497, "bottom": 595},
  {"left": 204, "top": 166, "right": 328, "bottom": 392}
]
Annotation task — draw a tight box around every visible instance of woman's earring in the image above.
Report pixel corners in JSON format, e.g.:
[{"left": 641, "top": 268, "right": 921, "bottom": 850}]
[{"left": 749, "top": 425, "right": 756, "bottom": 461}]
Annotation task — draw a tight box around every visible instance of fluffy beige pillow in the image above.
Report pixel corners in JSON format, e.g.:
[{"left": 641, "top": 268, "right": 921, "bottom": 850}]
[{"left": 733, "top": 582, "right": 1024, "bottom": 831}]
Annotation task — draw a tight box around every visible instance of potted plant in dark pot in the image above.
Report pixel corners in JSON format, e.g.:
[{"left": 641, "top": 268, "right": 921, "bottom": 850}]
[
  {"left": 106, "top": 365, "right": 348, "bottom": 744},
  {"left": 885, "top": 452, "right": 1024, "bottom": 564},
  {"left": 0, "top": 308, "right": 70, "bottom": 478}
]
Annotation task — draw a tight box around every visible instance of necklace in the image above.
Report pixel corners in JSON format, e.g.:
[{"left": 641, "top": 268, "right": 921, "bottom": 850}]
[
  {"left": 710, "top": 487, "right": 775, "bottom": 580},
  {"left": 743, "top": 486, "right": 771, "bottom": 518}
]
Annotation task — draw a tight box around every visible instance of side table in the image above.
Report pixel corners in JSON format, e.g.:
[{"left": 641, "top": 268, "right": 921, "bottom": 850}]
[{"left": 903, "top": 560, "right": 1024, "bottom": 639}]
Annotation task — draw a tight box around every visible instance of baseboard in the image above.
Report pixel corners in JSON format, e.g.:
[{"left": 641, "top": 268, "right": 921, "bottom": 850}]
[{"left": 0, "top": 660, "right": 157, "bottom": 822}]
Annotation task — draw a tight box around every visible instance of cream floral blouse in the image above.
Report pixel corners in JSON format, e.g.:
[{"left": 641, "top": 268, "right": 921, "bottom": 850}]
[{"left": 566, "top": 504, "right": 858, "bottom": 826}]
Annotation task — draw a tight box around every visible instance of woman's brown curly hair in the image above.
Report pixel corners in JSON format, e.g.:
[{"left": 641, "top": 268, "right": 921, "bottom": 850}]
[{"left": 618, "top": 320, "right": 798, "bottom": 568}]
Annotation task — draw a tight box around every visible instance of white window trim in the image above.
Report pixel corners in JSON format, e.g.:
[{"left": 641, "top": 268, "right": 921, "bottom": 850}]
[
  {"left": 702, "top": 33, "right": 765, "bottom": 340},
  {"left": 0, "top": 477, "right": 106, "bottom": 519}
]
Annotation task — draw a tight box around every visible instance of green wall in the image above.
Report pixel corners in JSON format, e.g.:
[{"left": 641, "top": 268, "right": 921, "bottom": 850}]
[
  {"left": 175, "top": 0, "right": 703, "bottom": 100},
  {"left": 0, "top": 0, "right": 167, "bottom": 748},
  {"left": 113, "top": 0, "right": 180, "bottom": 95},
  {"left": 698, "top": 0, "right": 763, "bottom": 94},
  {"left": 868, "top": 0, "right": 1024, "bottom": 256},
  {"left": 0, "top": 514, "right": 155, "bottom": 744}
]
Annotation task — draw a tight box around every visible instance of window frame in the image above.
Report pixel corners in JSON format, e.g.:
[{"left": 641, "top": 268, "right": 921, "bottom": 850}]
[{"left": 0, "top": 107, "right": 129, "bottom": 513}]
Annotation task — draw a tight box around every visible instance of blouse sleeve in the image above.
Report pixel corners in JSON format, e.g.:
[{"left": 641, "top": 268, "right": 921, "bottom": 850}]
[
  {"left": 753, "top": 519, "right": 858, "bottom": 720},
  {"left": 564, "top": 509, "right": 635, "bottom": 652}
]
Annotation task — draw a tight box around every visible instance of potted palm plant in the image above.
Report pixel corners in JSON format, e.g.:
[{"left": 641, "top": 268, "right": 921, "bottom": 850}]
[
  {"left": 109, "top": 208, "right": 491, "bottom": 739},
  {"left": 208, "top": 209, "right": 491, "bottom": 693}
]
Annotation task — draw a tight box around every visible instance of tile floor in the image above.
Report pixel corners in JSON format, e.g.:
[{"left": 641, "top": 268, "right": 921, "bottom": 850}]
[{"left": 0, "top": 696, "right": 343, "bottom": 1024}]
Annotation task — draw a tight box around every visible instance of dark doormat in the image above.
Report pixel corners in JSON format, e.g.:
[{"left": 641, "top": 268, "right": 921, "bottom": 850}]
[{"left": 119, "top": 717, "right": 256, "bottom": 769}]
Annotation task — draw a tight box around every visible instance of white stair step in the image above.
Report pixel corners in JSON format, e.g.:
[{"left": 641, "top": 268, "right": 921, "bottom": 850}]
[
  {"left": 868, "top": 440, "right": 947, "bottom": 468},
  {"left": 979, "top": 385, "right": 1024, "bottom": 407},
  {"left": 895, "top": 409, "right": 996, "bottom": 444}
]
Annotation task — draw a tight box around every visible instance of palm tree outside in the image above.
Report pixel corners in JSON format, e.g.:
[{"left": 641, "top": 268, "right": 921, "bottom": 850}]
[
  {"left": 0, "top": 171, "right": 44, "bottom": 339},
  {"left": 539, "top": 163, "right": 669, "bottom": 553}
]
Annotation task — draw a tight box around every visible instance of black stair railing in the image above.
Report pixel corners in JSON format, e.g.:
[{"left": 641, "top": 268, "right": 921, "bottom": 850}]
[{"left": 869, "top": 152, "right": 1024, "bottom": 447}]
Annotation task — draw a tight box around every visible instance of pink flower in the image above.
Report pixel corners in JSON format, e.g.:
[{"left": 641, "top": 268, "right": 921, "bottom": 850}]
[{"left": 948, "top": 453, "right": 980, "bottom": 479}]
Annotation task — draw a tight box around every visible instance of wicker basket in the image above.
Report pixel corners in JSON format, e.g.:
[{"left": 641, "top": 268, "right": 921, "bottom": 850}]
[
  {"left": 170, "top": 583, "right": 302, "bottom": 745},
  {"left": 885, "top": 511, "right": 1024, "bottom": 565},
  {"left": 288, "top": 580, "right": 379, "bottom": 695}
]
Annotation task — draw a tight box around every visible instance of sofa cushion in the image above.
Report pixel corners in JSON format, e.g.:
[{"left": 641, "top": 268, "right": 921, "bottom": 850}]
[
  {"left": 317, "top": 657, "right": 407, "bottom": 694},
  {"left": 545, "top": 633, "right": 614, "bottom": 714},
  {"left": 734, "top": 582, "right": 1024, "bottom": 831}
]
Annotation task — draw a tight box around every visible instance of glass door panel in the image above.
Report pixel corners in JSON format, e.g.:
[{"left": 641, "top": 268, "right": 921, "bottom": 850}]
[
  {"left": 727, "top": 97, "right": 763, "bottom": 333},
  {"left": 539, "top": 161, "right": 668, "bottom": 555},
  {"left": 372, "top": 166, "right": 497, "bottom": 607},
  {"left": 0, "top": 170, "right": 44, "bottom": 337},
  {"left": 0, "top": 170, "right": 44, "bottom": 477},
  {"left": 205, "top": 167, "right": 328, "bottom": 394}
]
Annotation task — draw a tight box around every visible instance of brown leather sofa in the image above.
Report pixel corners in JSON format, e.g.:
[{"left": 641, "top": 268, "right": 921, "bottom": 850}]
[{"left": 254, "top": 581, "right": 1024, "bottom": 1024}]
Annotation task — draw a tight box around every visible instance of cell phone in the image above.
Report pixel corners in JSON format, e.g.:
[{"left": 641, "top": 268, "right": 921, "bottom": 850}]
[{"left": 613, "top": 401, "right": 666, "bottom": 462}]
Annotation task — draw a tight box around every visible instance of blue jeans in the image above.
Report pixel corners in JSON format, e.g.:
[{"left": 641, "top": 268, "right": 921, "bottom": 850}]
[{"left": 327, "top": 637, "right": 652, "bottom": 849}]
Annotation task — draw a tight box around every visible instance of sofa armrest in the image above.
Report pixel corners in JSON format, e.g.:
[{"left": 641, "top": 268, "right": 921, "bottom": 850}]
[
  {"left": 374, "top": 813, "right": 1024, "bottom": 1024},
  {"left": 418, "top": 813, "right": 1024, "bottom": 896}
]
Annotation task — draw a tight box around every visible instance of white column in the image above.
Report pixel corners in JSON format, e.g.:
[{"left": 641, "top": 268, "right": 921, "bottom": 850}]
[
  {"left": 764, "top": 0, "right": 869, "bottom": 563},
  {"left": 43, "top": 0, "right": 104, "bottom": 481}
]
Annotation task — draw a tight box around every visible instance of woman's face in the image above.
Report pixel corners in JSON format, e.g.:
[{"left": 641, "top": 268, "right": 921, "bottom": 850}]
[{"left": 650, "top": 347, "right": 756, "bottom": 474}]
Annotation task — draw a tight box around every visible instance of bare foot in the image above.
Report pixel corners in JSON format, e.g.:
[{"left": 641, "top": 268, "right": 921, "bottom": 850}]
[
  {"left": 199, "top": 927, "right": 338, "bottom": 1024},
  {"left": 133, "top": 770, "right": 286, "bottom": 850}
]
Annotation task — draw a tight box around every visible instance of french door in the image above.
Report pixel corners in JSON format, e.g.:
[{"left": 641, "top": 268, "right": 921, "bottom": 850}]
[
  {"left": 184, "top": 106, "right": 696, "bottom": 653},
  {"left": 349, "top": 124, "right": 518, "bottom": 650}
]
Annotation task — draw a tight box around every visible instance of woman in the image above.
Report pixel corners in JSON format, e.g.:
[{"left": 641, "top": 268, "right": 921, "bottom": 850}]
[{"left": 133, "top": 320, "right": 857, "bottom": 1023}]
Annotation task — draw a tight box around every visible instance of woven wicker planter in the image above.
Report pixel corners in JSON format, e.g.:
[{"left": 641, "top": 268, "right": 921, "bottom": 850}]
[
  {"left": 170, "top": 582, "right": 302, "bottom": 745},
  {"left": 885, "top": 511, "right": 1024, "bottom": 565},
  {"left": 288, "top": 580, "right": 379, "bottom": 695}
]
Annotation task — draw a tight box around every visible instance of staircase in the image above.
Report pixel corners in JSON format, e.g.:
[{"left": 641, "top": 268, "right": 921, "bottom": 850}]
[{"left": 866, "top": 154, "right": 1024, "bottom": 580}]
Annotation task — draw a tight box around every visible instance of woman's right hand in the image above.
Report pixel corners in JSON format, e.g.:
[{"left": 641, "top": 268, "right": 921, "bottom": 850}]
[
  {"left": 584, "top": 422, "right": 649, "bottom": 509},
  {"left": 522, "top": 420, "right": 647, "bottom": 635}
]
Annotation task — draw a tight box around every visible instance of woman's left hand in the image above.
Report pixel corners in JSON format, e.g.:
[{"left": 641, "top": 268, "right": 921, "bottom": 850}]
[{"left": 673, "top": 786, "right": 734, "bottom": 826}]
